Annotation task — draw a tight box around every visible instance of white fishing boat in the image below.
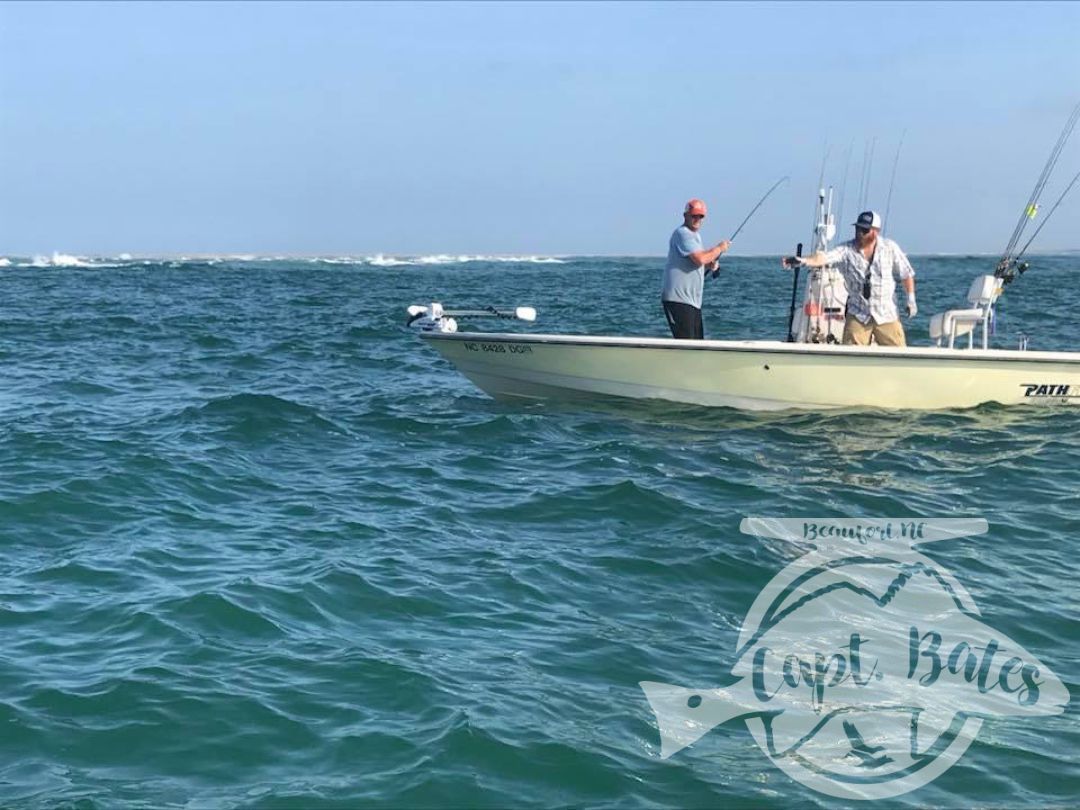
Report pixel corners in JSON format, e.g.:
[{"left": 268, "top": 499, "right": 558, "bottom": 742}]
[
  {"left": 410, "top": 306, "right": 1080, "bottom": 411},
  {"left": 409, "top": 107, "right": 1080, "bottom": 412}
]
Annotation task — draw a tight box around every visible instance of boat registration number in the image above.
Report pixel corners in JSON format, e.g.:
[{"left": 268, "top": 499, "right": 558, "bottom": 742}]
[{"left": 463, "top": 342, "right": 533, "bottom": 355}]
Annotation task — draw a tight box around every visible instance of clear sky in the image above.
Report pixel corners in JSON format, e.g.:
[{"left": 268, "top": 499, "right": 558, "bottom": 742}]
[{"left": 1, "top": 1, "right": 1078, "bottom": 256}]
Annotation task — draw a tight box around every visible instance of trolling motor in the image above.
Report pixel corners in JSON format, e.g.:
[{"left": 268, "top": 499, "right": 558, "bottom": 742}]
[{"left": 406, "top": 303, "right": 537, "bottom": 333}]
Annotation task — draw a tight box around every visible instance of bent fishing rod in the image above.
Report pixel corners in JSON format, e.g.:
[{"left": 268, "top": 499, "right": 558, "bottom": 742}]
[{"left": 710, "top": 175, "right": 790, "bottom": 279}]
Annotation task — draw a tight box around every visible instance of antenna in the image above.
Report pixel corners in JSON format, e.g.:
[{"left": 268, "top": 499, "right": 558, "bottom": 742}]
[{"left": 811, "top": 143, "right": 830, "bottom": 246}]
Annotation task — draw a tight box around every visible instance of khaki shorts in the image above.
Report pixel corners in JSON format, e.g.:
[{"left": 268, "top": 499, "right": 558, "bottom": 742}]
[{"left": 843, "top": 316, "right": 907, "bottom": 347}]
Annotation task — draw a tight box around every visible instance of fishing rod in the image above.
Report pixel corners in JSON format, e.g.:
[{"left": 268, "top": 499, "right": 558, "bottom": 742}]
[
  {"left": 710, "top": 175, "right": 790, "bottom": 279},
  {"left": 835, "top": 140, "right": 854, "bottom": 235},
  {"left": 997, "top": 102, "right": 1080, "bottom": 277},
  {"left": 882, "top": 131, "right": 906, "bottom": 236},
  {"left": 856, "top": 137, "right": 877, "bottom": 211},
  {"left": 1016, "top": 168, "right": 1080, "bottom": 259},
  {"left": 998, "top": 167, "right": 1080, "bottom": 285}
]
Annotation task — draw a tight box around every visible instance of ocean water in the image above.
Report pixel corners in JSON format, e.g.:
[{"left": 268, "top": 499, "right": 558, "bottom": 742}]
[{"left": 0, "top": 254, "right": 1077, "bottom": 808}]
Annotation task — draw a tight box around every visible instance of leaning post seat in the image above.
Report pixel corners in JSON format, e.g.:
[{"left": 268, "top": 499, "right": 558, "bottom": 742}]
[{"left": 928, "top": 275, "right": 1003, "bottom": 349}]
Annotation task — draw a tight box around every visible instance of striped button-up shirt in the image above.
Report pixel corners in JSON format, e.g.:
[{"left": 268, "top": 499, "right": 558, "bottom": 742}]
[{"left": 821, "top": 237, "right": 915, "bottom": 325}]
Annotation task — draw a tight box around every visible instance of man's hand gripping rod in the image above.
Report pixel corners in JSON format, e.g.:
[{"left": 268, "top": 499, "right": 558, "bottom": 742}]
[{"left": 710, "top": 175, "right": 790, "bottom": 279}]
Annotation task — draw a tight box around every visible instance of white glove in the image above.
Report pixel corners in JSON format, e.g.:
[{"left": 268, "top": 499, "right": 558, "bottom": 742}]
[{"left": 906, "top": 293, "right": 918, "bottom": 318}]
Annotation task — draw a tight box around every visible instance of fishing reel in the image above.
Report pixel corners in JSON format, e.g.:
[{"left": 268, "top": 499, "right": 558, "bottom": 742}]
[{"left": 994, "top": 259, "right": 1030, "bottom": 286}]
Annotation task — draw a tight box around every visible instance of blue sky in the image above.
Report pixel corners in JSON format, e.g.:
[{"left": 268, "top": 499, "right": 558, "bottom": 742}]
[{"left": 1, "top": 1, "right": 1078, "bottom": 256}]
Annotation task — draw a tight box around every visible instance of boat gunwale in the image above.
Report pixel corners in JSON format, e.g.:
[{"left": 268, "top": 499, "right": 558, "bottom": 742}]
[{"left": 420, "top": 331, "right": 1080, "bottom": 365}]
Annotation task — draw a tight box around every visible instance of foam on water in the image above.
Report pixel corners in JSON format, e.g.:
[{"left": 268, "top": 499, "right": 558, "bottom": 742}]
[
  {"left": 366, "top": 253, "right": 566, "bottom": 266},
  {"left": 3, "top": 253, "right": 570, "bottom": 269},
  {"left": 29, "top": 252, "right": 98, "bottom": 268}
]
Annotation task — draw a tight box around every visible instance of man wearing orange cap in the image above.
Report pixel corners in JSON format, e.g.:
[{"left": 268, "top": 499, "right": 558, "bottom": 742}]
[{"left": 662, "top": 199, "right": 731, "bottom": 339}]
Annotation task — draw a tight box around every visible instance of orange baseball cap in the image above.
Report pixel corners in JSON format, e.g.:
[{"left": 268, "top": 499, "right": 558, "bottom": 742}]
[{"left": 684, "top": 199, "right": 707, "bottom": 216}]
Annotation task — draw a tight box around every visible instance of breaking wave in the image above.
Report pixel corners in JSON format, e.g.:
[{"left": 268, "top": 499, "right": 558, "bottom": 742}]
[
  {"left": 2, "top": 254, "right": 569, "bottom": 268},
  {"left": 30, "top": 252, "right": 101, "bottom": 268},
  {"left": 364, "top": 254, "right": 567, "bottom": 266}
]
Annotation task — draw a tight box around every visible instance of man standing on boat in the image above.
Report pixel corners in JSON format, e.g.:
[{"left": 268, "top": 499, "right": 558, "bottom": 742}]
[
  {"left": 783, "top": 210, "right": 917, "bottom": 346},
  {"left": 662, "top": 199, "right": 731, "bottom": 339}
]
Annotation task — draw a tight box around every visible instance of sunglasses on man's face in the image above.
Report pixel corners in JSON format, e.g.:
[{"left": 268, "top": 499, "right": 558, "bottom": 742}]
[
  {"left": 856, "top": 226, "right": 870, "bottom": 235},
  {"left": 690, "top": 214, "right": 705, "bottom": 221}
]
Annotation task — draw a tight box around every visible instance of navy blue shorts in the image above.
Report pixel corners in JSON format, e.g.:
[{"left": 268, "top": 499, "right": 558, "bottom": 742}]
[{"left": 662, "top": 300, "right": 703, "bottom": 340}]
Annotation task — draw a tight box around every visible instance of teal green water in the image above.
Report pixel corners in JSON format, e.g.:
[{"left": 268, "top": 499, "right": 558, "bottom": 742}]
[{"left": 0, "top": 255, "right": 1077, "bottom": 807}]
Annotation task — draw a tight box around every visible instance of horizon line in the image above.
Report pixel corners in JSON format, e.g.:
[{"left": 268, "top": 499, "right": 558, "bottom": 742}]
[{"left": 3, "top": 250, "right": 1079, "bottom": 261}]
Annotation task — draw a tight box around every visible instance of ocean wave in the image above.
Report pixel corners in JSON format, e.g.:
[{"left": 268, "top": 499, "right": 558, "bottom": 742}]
[
  {"left": 411, "top": 254, "right": 567, "bottom": 265},
  {"left": 367, "top": 253, "right": 413, "bottom": 267},
  {"left": 7, "top": 254, "right": 569, "bottom": 267},
  {"left": 9, "top": 252, "right": 126, "bottom": 269},
  {"left": 309, "top": 254, "right": 568, "bottom": 266},
  {"left": 301, "top": 256, "right": 357, "bottom": 265},
  {"left": 175, "top": 392, "right": 349, "bottom": 444},
  {"left": 29, "top": 252, "right": 99, "bottom": 268}
]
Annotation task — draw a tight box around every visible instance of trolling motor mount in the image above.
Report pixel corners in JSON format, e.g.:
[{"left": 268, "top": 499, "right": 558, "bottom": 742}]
[
  {"left": 406, "top": 303, "right": 537, "bottom": 334},
  {"left": 407, "top": 303, "right": 458, "bottom": 333}
]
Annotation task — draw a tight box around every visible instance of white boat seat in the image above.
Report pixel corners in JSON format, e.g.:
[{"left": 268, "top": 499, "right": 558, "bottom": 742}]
[
  {"left": 965, "top": 275, "right": 1001, "bottom": 307},
  {"left": 928, "top": 275, "right": 1002, "bottom": 349},
  {"left": 929, "top": 309, "right": 980, "bottom": 341}
]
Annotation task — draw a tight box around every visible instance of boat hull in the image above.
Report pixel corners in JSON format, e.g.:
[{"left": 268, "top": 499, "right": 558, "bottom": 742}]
[{"left": 421, "top": 332, "right": 1080, "bottom": 411}]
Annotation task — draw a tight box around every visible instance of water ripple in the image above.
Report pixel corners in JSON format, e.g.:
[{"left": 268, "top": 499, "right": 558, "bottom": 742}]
[{"left": 0, "top": 257, "right": 1076, "bottom": 807}]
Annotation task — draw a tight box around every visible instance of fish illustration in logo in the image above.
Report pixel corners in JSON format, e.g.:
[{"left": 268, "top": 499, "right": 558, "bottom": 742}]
[{"left": 640, "top": 518, "right": 1069, "bottom": 800}]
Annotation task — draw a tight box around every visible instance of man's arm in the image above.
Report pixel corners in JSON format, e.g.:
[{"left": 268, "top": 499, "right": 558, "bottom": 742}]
[
  {"left": 902, "top": 276, "right": 917, "bottom": 316},
  {"left": 781, "top": 250, "right": 830, "bottom": 269},
  {"left": 894, "top": 244, "right": 917, "bottom": 317},
  {"left": 690, "top": 240, "right": 731, "bottom": 267},
  {"left": 895, "top": 260, "right": 915, "bottom": 317}
]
